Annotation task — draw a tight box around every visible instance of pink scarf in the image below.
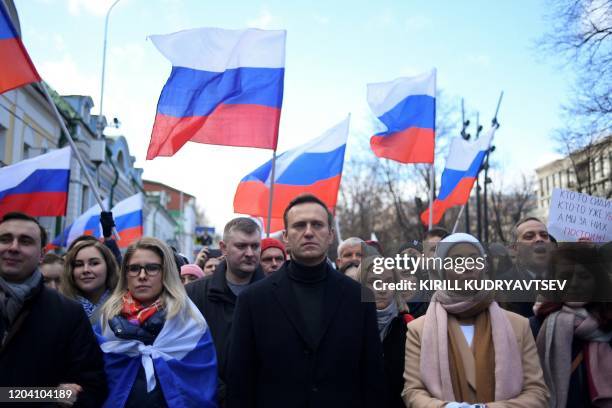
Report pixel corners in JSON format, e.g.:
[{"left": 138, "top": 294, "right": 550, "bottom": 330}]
[
  {"left": 420, "top": 290, "right": 523, "bottom": 402},
  {"left": 536, "top": 304, "right": 612, "bottom": 408}
]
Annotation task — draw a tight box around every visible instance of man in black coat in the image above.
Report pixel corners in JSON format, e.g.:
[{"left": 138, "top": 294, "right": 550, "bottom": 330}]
[
  {"left": 0, "top": 212, "right": 107, "bottom": 407},
  {"left": 227, "top": 194, "right": 386, "bottom": 408},
  {"left": 186, "top": 217, "right": 264, "bottom": 405}
]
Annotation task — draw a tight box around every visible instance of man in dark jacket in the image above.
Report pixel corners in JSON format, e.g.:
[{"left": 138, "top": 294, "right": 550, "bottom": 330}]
[
  {"left": 498, "top": 217, "right": 553, "bottom": 317},
  {"left": 186, "top": 217, "right": 264, "bottom": 405},
  {"left": 0, "top": 212, "right": 107, "bottom": 407},
  {"left": 227, "top": 194, "right": 386, "bottom": 408}
]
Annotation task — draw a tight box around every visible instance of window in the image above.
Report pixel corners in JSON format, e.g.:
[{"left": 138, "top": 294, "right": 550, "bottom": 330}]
[
  {"left": 23, "top": 143, "right": 32, "bottom": 159},
  {"left": 81, "top": 185, "right": 90, "bottom": 213}
]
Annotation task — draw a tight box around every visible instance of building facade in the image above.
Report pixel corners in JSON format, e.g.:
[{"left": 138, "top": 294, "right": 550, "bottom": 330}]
[{"left": 535, "top": 135, "right": 611, "bottom": 222}]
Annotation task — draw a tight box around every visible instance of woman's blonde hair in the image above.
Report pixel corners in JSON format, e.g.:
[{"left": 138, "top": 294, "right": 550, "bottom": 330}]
[
  {"left": 358, "top": 255, "right": 408, "bottom": 313},
  {"left": 99, "top": 237, "right": 200, "bottom": 328},
  {"left": 60, "top": 239, "right": 119, "bottom": 300}
]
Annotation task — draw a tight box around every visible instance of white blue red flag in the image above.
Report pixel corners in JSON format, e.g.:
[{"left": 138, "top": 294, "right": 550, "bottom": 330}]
[
  {"left": 0, "top": 147, "right": 70, "bottom": 217},
  {"left": 0, "top": 1, "right": 41, "bottom": 94},
  {"left": 146, "top": 27, "right": 286, "bottom": 159},
  {"left": 420, "top": 127, "right": 495, "bottom": 225},
  {"left": 51, "top": 193, "right": 144, "bottom": 248},
  {"left": 233, "top": 116, "right": 350, "bottom": 224},
  {"left": 94, "top": 299, "right": 218, "bottom": 407},
  {"left": 367, "top": 69, "right": 436, "bottom": 163}
]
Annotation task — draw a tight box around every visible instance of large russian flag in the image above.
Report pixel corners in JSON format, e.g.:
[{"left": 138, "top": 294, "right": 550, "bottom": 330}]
[
  {"left": 146, "top": 27, "right": 286, "bottom": 160},
  {"left": 0, "top": 147, "right": 70, "bottom": 217},
  {"left": 234, "top": 116, "right": 350, "bottom": 223},
  {"left": 367, "top": 69, "right": 436, "bottom": 163},
  {"left": 420, "top": 128, "right": 495, "bottom": 226},
  {"left": 52, "top": 193, "right": 144, "bottom": 249},
  {"left": 0, "top": 1, "right": 41, "bottom": 94}
]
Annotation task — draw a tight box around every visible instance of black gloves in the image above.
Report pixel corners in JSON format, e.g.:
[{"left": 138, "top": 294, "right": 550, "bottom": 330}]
[{"left": 100, "top": 211, "right": 115, "bottom": 238}]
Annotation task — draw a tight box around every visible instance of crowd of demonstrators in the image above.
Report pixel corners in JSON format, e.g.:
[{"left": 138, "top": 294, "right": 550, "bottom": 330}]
[
  {"left": 227, "top": 194, "right": 386, "bottom": 407},
  {"left": 3, "top": 191, "right": 612, "bottom": 408},
  {"left": 260, "top": 237, "right": 287, "bottom": 276},
  {"left": 186, "top": 217, "right": 264, "bottom": 406},
  {"left": 0, "top": 212, "right": 108, "bottom": 406},
  {"left": 360, "top": 255, "right": 409, "bottom": 408},
  {"left": 531, "top": 244, "right": 612, "bottom": 408},
  {"left": 61, "top": 239, "right": 119, "bottom": 320},
  {"left": 40, "top": 252, "right": 64, "bottom": 290},
  {"left": 94, "top": 237, "right": 218, "bottom": 407},
  {"left": 180, "top": 263, "right": 205, "bottom": 285},
  {"left": 402, "top": 233, "right": 550, "bottom": 407}
]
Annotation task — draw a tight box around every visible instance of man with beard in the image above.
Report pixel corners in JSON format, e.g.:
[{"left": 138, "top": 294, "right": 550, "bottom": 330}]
[
  {"left": 227, "top": 194, "right": 385, "bottom": 408},
  {"left": 186, "top": 217, "right": 264, "bottom": 406},
  {"left": 499, "top": 217, "right": 553, "bottom": 317}
]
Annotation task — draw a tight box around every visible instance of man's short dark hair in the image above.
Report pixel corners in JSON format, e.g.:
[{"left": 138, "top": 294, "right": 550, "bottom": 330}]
[
  {"left": 510, "top": 216, "right": 544, "bottom": 243},
  {"left": 0, "top": 212, "right": 48, "bottom": 248},
  {"left": 423, "top": 226, "right": 449, "bottom": 242},
  {"left": 283, "top": 194, "right": 333, "bottom": 230},
  {"left": 42, "top": 252, "right": 64, "bottom": 265},
  {"left": 223, "top": 217, "right": 261, "bottom": 242}
]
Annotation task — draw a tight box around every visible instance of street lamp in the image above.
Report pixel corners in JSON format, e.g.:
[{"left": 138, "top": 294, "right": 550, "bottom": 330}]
[{"left": 97, "top": 0, "right": 122, "bottom": 138}]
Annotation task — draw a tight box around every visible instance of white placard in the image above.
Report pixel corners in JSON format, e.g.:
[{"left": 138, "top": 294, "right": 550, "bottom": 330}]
[{"left": 548, "top": 188, "right": 612, "bottom": 242}]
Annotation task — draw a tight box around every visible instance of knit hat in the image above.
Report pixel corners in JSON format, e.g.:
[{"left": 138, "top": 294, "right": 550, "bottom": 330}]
[
  {"left": 261, "top": 238, "right": 287, "bottom": 257},
  {"left": 180, "top": 264, "right": 205, "bottom": 279}
]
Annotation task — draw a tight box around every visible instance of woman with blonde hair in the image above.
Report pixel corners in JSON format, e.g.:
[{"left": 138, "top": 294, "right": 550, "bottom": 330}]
[
  {"left": 402, "top": 233, "right": 549, "bottom": 408},
  {"left": 94, "top": 237, "right": 217, "bottom": 408},
  {"left": 61, "top": 239, "right": 119, "bottom": 318}
]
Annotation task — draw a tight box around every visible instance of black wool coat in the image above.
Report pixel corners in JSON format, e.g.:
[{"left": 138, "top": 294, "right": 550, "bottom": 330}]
[
  {"left": 0, "top": 281, "right": 107, "bottom": 407},
  {"left": 226, "top": 262, "right": 387, "bottom": 408}
]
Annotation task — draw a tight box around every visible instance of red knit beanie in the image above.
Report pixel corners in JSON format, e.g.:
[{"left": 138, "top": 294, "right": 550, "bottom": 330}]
[{"left": 261, "top": 238, "right": 287, "bottom": 257}]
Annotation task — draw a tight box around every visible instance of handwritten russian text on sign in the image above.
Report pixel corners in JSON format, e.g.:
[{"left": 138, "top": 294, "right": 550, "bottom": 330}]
[{"left": 548, "top": 188, "right": 612, "bottom": 242}]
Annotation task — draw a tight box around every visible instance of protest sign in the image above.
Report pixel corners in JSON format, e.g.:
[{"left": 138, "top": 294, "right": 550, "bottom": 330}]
[{"left": 548, "top": 188, "right": 612, "bottom": 242}]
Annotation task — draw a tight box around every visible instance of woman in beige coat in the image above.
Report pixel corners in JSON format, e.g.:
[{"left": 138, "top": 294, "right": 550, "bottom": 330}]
[{"left": 402, "top": 233, "right": 549, "bottom": 408}]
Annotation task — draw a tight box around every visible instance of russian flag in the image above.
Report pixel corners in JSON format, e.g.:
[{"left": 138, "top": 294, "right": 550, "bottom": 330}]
[
  {"left": 367, "top": 69, "right": 436, "bottom": 164},
  {"left": 51, "top": 193, "right": 144, "bottom": 249},
  {"left": 420, "top": 128, "right": 495, "bottom": 226},
  {"left": 0, "top": 1, "right": 41, "bottom": 94},
  {"left": 146, "top": 27, "right": 286, "bottom": 160},
  {"left": 233, "top": 116, "right": 350, "bottom": 224},
  {"left": 0, "top": 147, "right": 70, "bottom": 217}
]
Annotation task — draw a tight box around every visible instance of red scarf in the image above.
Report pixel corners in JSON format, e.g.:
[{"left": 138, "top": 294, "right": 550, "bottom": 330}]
[{"left": 121, "top": 292, "right": 163, "bottom": 326}]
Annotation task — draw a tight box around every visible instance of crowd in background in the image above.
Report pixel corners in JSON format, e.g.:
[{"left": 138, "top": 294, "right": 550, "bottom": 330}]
[{"left": 1, "top": 193, "right": 611, "bottom": 407}]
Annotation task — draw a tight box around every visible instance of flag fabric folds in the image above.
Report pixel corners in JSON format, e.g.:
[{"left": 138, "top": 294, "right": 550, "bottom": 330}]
[
  {"left": 0, "top": 147, "right": 70, "bottom": 217},
  {"left": 146, "top": 27, "right": 286, "bottom": 159},
  {"left": 51, "top": 193, "right": 144, "bottom": 249},
  {"left": 234, "top": 116, "right": 350, "bottom": 220},
  {"left": 367, "top": 69, "right": 436, "bottom": 163},
  {"left": 0, "top": 2, "right": 41, "bottom": 94},
  {"left": 420, "top": 127, "right": 495, "bottom": 226},
  {"left": 95, "top": 299, "right": 218, "bottom": 407}
]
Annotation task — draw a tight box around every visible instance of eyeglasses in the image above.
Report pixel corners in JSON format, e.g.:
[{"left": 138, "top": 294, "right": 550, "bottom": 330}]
[{"left": 126, "top": 263, "right": 162, "bottom": 277}]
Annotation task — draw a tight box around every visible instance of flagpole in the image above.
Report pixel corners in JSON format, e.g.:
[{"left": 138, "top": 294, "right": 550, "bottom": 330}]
[
  {"left": 41, "top": 83, "right": 120, "bottom": 240},
  {"left": 428, "top": 68, "right": 437, "bottom": 231},
  {"left": 265, "top": 149, "right": 277, "bottom": 237},
  {"left": 334, "top": 216, "right": 342, "bottom": 243},
  {"left": 428, "top": 164, "right": 434, "bottom": 230},
  {"left": 452, "top": 204, "right": 465, "bottom": 233}
]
